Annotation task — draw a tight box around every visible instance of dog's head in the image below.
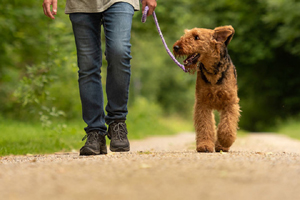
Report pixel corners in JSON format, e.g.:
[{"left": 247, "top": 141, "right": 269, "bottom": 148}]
[{"left": 173, "top": 26, "right": 235, "bottom": 73}]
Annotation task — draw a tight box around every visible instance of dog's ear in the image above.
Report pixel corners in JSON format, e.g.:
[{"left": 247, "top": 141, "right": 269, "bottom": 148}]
[{"left": 213, "top": 26, "right": 235, "bottom": 46}]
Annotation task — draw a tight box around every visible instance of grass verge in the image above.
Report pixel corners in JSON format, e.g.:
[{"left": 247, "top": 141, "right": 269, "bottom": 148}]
[
  {"left": 275, "top": 119, "right": 300, "bottom": 140},
  {"left": 0, "top": 116, "right": 193, "bottom": 156}
]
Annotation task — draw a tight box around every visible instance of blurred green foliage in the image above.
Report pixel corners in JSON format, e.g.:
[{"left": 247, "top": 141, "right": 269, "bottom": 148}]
[{"left": 0, "top": 0, "right": 300, "bottom": 132}]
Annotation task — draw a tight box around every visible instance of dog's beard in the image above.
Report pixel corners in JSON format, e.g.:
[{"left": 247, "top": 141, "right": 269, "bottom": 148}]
[
  {"left": 184, "top": 63, "right": 198, "bottom": 74},
  {"left": 174, "top": 53, "right": 200, "bottom": 74}
]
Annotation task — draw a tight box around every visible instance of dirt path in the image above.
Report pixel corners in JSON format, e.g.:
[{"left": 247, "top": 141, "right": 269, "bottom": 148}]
[{"left": 1, "top": 133, "right": 300, "bottom": 200}]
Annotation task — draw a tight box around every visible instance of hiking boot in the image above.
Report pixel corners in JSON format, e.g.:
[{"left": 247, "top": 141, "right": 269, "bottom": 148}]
[
  {"left": 107, "top": 120, "right": 130, "bottom": 152},
  {"left": 80, "top": 131, "right": 107, "bottom": 156}
]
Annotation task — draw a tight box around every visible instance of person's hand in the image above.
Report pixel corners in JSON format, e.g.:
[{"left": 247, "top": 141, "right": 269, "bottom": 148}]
[
  {"left": 142, "top": 0, "right": 157, "bottom": 16},
  {"left": 43, "top": 0, "right": 57, "bottom": 19}
]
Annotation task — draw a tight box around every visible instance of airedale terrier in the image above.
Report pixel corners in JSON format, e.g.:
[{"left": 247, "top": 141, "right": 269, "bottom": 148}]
[{"left": 173, "top": 25, "right": 240, "bottom": 153}]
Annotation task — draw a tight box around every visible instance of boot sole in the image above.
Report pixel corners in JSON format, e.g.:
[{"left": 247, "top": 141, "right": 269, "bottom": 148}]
[
  {"left": 110, "top": 146, "right": 130, "bottom": 152},
  {"left": 80, "top": 146, "right": 107, "bottom": 156}
]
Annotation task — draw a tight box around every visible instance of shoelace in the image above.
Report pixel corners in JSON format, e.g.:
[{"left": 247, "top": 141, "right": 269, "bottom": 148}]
[
  {"left": 82, "top": 132, "right": 99, "bottom": 144},
  {"left": 112, "top": 122, "right": 128, "bottom": 141}
]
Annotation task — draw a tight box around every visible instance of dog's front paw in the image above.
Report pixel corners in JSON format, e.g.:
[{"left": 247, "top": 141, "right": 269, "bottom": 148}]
[
  {"left": 196, "top": 141, "right": 214, "bottom": 153},
  {"left": 215, "top": 144, "right": 230, "bottom": 152},
  {"left": 215, "top": 140, "right": 230, "bottom": 152}
]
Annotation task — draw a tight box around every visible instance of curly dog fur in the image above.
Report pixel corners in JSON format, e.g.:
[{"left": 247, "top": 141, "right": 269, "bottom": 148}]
[{"left": 173, "top": 25, "right": 241, "bottom": 153}]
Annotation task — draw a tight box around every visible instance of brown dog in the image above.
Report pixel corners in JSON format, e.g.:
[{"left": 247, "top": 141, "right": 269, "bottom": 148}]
[{"left": 173, "top": 26, "right": 240, "bottom": 153}]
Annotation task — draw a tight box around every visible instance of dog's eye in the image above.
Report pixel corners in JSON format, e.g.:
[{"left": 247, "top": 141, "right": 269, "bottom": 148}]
[{"left": 194, "top": 35, "right": 200, "bottom": 40}]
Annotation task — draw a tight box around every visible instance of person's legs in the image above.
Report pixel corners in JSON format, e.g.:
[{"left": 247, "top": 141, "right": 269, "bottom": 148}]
[
  {"left": 69, "top": 13, "right": 107, "bottom": 135},
  {"left": 70, "top": 13, "right": 107, "bottom": 155},
  {"left": 102, "top": 3, "right": 134, "bottom": 151},
  {"left": 102, "top": 3, "right": 134, "bottom": 124}
]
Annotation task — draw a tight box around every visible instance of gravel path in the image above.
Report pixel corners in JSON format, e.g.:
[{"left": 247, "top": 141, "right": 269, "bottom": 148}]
[{"left": 1, "top": 132, "right": 300, "bottom": 200}]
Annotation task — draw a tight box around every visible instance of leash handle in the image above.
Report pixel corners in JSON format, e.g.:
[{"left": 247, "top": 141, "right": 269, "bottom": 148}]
[
  {"left": 141, "top": 5, "right": 149, "bottom": 23},
  {"left": 141, "top": 5, "right": 188, "bottom": 72}
]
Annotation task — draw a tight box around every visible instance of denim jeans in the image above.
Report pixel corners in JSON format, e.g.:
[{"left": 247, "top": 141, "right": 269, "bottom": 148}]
[{"left": 69, "top": 3, "right": 134, "bottom": 134}]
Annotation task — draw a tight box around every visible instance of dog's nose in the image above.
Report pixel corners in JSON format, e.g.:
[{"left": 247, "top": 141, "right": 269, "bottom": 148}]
[{"left": 173, "top": 45, "right": 180, "bottom": 52}]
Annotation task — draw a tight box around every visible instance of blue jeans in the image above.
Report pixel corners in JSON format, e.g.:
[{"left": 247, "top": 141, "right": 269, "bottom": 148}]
[{"left": 69, "top": 3, "right": 134, "bottom": 134}]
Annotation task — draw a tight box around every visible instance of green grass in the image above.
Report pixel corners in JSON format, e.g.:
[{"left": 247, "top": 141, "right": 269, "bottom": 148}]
[
  {"left": 0, "top": 116, "right": 193, "bottom": 156},
  {"left": 237, "top": 129, "right": 248, "bottom": 137},
  {"left": 0, "top": 97, "right": 193, "bottom": 156},
  {"left": 276, "top": 119, "right": 300, "bottom": 140},
  {"left": 0, "top": 120, "right": 84, "bottom": 156}
]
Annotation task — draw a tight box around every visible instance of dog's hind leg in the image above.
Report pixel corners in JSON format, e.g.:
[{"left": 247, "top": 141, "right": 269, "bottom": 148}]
[
  {"left": 194, "top": 104, "right": 216, "bottom": 153},
  {"left": 216, "top": 103, "right": 240, "bottom": 151}
]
